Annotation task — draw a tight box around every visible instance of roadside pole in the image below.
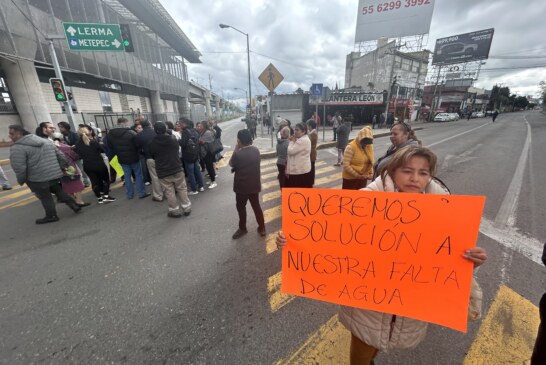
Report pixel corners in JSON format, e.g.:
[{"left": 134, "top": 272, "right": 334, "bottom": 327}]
[
  {"left": 269, "top": 92, "right": 274, "bottom": 148},
  {"left": 428, "top": 65, "right": 442, "bottom": 123},
  {"left": 322, "top": 102, "right": 326, "bottom": 142},
  {"left": 47, "top": 39, "right": 76, "bottom": 130}
]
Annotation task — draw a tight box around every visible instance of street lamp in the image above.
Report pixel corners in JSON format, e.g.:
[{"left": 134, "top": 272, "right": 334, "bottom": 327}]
[{"left": 219, "top": 23, "right": 252, "bottom": 123}]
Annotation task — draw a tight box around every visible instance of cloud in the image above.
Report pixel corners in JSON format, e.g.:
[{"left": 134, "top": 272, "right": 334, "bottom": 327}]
[{"left": 162, "top": 0, "right": 546, "bottom": 99}]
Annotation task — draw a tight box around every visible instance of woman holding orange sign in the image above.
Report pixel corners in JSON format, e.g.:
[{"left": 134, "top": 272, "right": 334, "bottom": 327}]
[{"left": 276, "top": 145, "right": 487, "bottom": 365}]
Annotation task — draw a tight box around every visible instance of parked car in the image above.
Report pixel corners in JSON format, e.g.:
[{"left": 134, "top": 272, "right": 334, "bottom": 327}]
[
  {"left": 434, "top": 113, "right": 451, "bottom": 122},
  {"left": 471, "top": 111, "right": 485, "bottom": 118},
  {"left": 447, "top": 113, "right": 459, "bottom": 121}
]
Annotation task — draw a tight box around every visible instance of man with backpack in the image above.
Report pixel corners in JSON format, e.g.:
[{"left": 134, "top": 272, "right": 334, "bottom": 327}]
[{"left": 179, "top": 118, "right": 205, "bottom": 195}]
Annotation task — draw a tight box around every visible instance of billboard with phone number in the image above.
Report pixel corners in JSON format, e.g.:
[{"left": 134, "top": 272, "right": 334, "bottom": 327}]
[
  {"left": 355, "top": 0, "right": 435, "bottom": 43},
  {"left": 432, "top": 28, "right": 495, "bottom": 66}
]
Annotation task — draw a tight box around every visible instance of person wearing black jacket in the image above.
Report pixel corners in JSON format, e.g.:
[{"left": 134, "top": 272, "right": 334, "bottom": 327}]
[
  {"left": 179, "top": 118, "right": 205, "bottom": 195},
  {"left": 148, "top": 122, "right": 191, "bottom": 218},
  {"left": 134, "top": 120, "right": 163, "bottom": 201},
  {"left": 74, "top": 127, "right": 115, "bottom": 204},
  {"left": 106, "top": 118, "right": 149, "bottom": 199}
]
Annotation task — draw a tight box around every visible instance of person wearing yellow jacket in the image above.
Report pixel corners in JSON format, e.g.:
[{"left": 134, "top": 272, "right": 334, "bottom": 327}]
[{"left": 342, "top": 126, "right": 374, "bottom": 190}]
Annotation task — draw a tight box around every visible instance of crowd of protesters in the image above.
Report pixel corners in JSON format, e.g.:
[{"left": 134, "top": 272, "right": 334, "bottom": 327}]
[{"left": 6, "top": 116, "right": 226, "bottom": 223}]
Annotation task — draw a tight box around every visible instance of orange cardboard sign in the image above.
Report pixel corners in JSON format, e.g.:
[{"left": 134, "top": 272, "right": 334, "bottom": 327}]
[{"left": 281, "top": 188, "right": 485, "bottom": 332}]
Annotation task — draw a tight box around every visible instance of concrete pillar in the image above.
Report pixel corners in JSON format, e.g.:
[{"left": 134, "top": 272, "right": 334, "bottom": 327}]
[
  {"left": 204, "top": 91, "right": 212, "bottom": 119},
  {"left": 150, "top": 90, "right": 164, "bottom": 119},
  {"left": 215, "top": 100, "right": 221, "bottom": 118},
  {"left": 178, "top": 96, "right": 190, "bottom": 118},
  {"left": 1, "top": 58, "right": 51, "bottom": 131}
]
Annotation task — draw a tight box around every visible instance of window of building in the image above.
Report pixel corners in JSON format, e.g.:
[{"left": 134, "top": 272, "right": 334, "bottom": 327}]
[
  {"left": 394, "top": 56, "right": 401, "bottom": 69},
  {"left": 0, "top": 77, "right": 16, "bottom": 113},
  {"left": 99, "top": 91, "right": 113, "bottom": 112},
  {"left": 401, "top": 59, "right": 411, "bottom": 71},
  {"left": 412, "top": 62, "right": 420, "bottom": 73}
]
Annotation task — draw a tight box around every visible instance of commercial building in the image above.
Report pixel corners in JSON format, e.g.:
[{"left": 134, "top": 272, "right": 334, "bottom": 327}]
[
  {"left": 0, "top": 0, "right": 235, "bottom": 143},
  {"left": 423, "top": 79, "right": 490, "bottom": 115},
  {"left": 344, "top": 39, "right": 429, "bottom": 121}
]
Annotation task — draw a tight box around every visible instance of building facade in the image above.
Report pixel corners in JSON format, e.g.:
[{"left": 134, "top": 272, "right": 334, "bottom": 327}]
[{"left": 0, "top": 0, "right": 233, "bottom": 143}]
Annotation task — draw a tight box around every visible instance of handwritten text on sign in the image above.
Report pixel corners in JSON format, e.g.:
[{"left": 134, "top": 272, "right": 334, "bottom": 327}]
[{"left": 281, "top": 188, "right": 485, "bottom": 332}]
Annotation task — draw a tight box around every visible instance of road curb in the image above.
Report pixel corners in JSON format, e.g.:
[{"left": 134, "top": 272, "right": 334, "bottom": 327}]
[{"left": 259, "top": 127, "right": 423, "bottom": 159}]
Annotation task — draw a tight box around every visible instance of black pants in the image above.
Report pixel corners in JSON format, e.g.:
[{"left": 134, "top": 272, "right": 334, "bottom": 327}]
[
  {"left": 27, "top": 179, "right": 76, "bottom": 218},
  {"left": 310, "top": 160, "right": 316, "bottom": 187},
  {"left": 236, "top": 193, "right": 265, "bottom": 231},
  {"left": 333, "top": 128, "right": 337, "bottom": 140},
  {"left": 203, "top": 154, "right": 216, "bottom": 182},
  {"left": 84, "top": 167, "right": 110, "bottom": 198},
  {"left": 277, "top": 164, "right": 286, "bottom": 188}
]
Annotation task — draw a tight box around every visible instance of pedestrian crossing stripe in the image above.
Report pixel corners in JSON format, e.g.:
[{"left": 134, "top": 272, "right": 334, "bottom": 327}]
[
  {"left": 268, "top": 272, "right": 295, "bottom": 313},
  {"left": 274, "top": 315, "right": 350, "bottom": 365},
  {"left": 261, "top": 161, "right": 327, "bottom": 180},
  {"left": 463, "top": 285, "right": 538, "bottom": 365},
  {"left": 273, "top": 286, "right": 539, "bottom": 364},
  {"left": 0, "top": 188, "right": 33, "bottom": 204}
]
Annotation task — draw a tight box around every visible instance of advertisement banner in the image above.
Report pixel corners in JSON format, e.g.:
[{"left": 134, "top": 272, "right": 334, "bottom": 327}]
[
  {"left": 355, "top": 0, "right": 435, "bottom": 43},
  {"left": 432, "top": 28, "right": 494, "bottom": 65}
]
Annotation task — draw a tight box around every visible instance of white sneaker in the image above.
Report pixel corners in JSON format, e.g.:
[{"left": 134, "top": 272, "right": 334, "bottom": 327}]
[
  {"left": 208, "top": 182, "right": 217, "bottom": 189},
  {"left": 199, "top": 187, "right": 205, "bottom": 192},
  {"left": 188, "top": 191, "right": 199, "bottom": 195}
]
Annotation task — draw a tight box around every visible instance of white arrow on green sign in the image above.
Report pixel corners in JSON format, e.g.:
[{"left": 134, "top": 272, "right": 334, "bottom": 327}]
[{"left": 63, "top": 22, "right": 125, "bottom": 51}]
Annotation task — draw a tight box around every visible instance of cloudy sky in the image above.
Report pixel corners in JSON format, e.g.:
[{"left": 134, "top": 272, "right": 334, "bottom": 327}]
[{"left": 161, "top": 0, "right": 546, "bottom": 103}]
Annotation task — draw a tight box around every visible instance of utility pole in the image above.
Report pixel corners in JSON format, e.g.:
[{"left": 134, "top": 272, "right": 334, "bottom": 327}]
[
  {"left": 47, "top": 37, "right": 76, "bottom": 130},
  {"left": 428, "top": 65, "right": 442, "bottom": 122}
]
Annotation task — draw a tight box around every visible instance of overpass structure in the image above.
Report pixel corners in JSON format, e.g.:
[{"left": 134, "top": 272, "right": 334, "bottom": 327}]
[{"left": 0, "top": 0, "right": 237, "bottom": 140}]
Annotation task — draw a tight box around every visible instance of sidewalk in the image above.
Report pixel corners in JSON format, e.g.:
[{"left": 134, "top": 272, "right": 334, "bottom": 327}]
[{"left": 253, "top": 121, "right": 426, "bottom": 158}]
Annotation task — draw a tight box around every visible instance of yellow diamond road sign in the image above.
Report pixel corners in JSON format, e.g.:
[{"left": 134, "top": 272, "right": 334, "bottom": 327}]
[{"left": 259, "top": 63, "right": 284, "bottom": 92}]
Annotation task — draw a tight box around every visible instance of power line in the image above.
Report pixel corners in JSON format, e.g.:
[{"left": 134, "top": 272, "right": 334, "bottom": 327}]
[
  {"left": 479, "top": 64, "right": 546, "bottom": 72},
  {"left": 250, "top": 50, "right": 309, "bottom": 70},
  {"left": 489, "top": 55, "right": 546, "bottom": 60},
  {"left": 9, "top": 0, "right": 47, "bottom": 40}
]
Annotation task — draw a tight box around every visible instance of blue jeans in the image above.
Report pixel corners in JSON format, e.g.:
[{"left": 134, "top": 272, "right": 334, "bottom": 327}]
[
  {"left": 184, "top": 160, "right": 204, "bottom": 192},
  {"left": 121, "top": 162, "right": 146, "bottom": 198}
]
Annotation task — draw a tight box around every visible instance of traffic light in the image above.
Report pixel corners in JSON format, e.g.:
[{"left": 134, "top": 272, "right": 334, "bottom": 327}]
[
  {"left": 119, "top": 24, "right": 134, "bottom": 52},
  {"left": 49, "top": 78, "right": 67, "bottom": 102}
]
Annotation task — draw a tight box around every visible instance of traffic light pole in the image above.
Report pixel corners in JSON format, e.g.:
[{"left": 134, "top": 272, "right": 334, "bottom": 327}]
[{"left": 48, "top": 40, "right": 76, "bottom": 130}]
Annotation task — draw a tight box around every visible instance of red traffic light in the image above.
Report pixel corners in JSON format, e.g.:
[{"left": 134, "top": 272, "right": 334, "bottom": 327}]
[{"left": 49, "top": 78, "right": 68, "bottom": 102}]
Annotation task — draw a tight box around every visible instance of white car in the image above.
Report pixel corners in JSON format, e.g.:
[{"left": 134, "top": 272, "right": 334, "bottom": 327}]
[
  {"left": 434, "top": 113, "right": 451, "bottom": 122},
  {"left": 447, "top": 113, "right": 459, "bottom": 121},
  {"left": 471, "top": 111, "right": 485, "bottom": 118}
]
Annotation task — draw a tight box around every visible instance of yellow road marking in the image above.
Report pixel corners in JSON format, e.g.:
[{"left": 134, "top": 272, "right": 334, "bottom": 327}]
[
  {"left": 261, "top": 161, "right": 328, "bottom": 180},
  {"left": 0, "top": 188, "right": 33, "bottom": 203},
  {"left": 261, "top": 164, "right": 278, "bottom": 174},
  {"left": 274, "top": 315, "right": 350, "bottom": 365},
  {"left": 268, "top": 271, "right": 295, "bottom": 313},
  {"left": 264, "top": 205, "right": 281, "bottom": 224},
  {"left": 0, "top": 195, "right": 37, "bottom": 210},
  {"left": 463, "top": 285, "right": 538, "bottom": 365},
  {"left": 262, "top": 166, "right": 337, "bottom": 202},
  {"left": 266, "top": 231, "right": 280, "bottom": 254},
  {"left": 216, "top": 151, "right": 233, "bottom": 168},
  {"left": 314, "top": 172, "right": 342, "bottom": 186}
]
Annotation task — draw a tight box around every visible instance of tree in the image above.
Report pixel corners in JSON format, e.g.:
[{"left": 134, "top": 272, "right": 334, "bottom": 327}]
[
  {"left": 540, "top": 81, "right": 546, "bottom": 104},
  {"left": 513, "top": 96, "right": 529, "bottom": 110}
]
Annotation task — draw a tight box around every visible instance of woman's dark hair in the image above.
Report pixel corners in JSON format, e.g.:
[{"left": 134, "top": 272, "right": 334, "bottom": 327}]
[
  {"left": 391, "top": 122, "right": 421, "bottom": 146},
  {"left": 306, "top": 119, "right": 317, "bottom": 130},
  {"left": 58, "top": 121, "right": 70, "bottom": 131},
  {"left": 140, "top": 120, "right": 151, "bottom": 128},
  {"left": 179, "top": 117, "right": 194, "bottom": 129},
  {"left": 165, "top": 121, "right": 175, "bottom": 130},
  {"left": 198, "top": 121, "right": 210, "bottom": 130},
  {"left": 294, "top": 122, "right": 307, "bottom": 134},
  {"left": 381, "top": 145, "right": 437, "bottom": 182}
]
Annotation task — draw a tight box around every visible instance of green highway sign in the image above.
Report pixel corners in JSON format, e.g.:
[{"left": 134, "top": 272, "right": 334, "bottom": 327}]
[{"left": 63, "top": 22, "right": 125, "bottom": 51}]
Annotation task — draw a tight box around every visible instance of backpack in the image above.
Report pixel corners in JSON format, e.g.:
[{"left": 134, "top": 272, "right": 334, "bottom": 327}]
[{"left": 182, "top": 130, "right": 199, "bottom": 162}]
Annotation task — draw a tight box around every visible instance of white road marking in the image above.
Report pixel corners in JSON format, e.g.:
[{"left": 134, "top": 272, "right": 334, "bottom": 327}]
[
  {"left": 480, "top": 218, "right": 543, "bottom": 266},
  {"left": 494, "top": 117, "right": 531, "bottom": 227},
  {"left": 426, "top": 123, "right": 490, "bottom": 148}
]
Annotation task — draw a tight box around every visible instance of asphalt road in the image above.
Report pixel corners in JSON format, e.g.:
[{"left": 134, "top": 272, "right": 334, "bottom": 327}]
[{"left": 1, "top": 112, "right": 545, "bottom": 364}]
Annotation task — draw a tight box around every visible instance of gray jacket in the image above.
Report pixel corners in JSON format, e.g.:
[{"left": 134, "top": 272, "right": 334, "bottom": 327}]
[
  {"left": 276, "top": 138, "right": 289, "bottom": 166},
  {"left": 10, "top": 134, "right": 67, "bottom": 184}
]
